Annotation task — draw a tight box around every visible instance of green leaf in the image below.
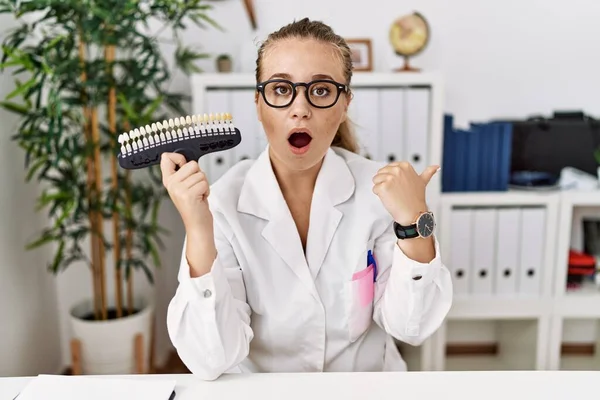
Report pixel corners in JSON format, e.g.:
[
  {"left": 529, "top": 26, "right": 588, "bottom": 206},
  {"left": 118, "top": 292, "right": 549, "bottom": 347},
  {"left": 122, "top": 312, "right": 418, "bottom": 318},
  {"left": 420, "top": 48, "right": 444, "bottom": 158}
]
[
  {"left": 5, "top": 77, "right": 37, "bottom": 100},
  {"left": 0, "top": 100, "right": 29, "bottom": 115}
]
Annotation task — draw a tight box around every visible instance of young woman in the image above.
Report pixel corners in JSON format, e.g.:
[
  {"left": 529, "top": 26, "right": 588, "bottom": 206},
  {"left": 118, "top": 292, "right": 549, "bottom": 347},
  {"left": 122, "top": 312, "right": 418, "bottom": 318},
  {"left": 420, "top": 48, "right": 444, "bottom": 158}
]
[{"left": 162, "top": 18, "right": 452, "bottom": 381}]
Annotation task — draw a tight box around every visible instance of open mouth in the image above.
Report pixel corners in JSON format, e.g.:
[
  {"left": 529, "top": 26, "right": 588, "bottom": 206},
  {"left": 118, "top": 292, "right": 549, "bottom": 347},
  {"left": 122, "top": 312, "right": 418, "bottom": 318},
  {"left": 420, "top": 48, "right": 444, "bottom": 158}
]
[{"left": 288, "top": 131, "right": 312, "bottom": 148}]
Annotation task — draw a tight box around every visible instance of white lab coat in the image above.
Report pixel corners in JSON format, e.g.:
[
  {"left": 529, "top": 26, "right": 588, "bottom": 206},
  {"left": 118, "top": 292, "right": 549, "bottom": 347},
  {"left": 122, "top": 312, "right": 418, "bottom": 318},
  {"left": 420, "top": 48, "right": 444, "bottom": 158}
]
[{"left": 167, "top": 146, "right": 453, "bottom": 381}]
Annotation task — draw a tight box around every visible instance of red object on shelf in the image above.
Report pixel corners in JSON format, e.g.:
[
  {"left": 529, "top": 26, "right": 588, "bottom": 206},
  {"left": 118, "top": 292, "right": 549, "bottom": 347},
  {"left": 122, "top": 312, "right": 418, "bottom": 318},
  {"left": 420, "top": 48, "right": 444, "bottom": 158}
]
[{"left": 568, "top": 249, "right": 596, "bottom": 275}]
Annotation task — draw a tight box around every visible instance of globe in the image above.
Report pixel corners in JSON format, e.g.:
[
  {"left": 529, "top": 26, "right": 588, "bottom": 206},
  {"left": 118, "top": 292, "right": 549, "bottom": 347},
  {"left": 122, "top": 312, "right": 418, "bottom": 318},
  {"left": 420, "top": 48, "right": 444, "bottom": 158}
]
[{"left": 389, "top": 12, "right": 430, "bottom": 71}]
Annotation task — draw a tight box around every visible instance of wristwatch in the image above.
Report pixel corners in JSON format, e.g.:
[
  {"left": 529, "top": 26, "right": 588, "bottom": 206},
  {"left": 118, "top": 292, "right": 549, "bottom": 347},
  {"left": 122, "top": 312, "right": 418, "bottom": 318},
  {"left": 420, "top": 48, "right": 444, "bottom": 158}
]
[{"left": 393, "top": 211, "right": 435, "bottom": 239}]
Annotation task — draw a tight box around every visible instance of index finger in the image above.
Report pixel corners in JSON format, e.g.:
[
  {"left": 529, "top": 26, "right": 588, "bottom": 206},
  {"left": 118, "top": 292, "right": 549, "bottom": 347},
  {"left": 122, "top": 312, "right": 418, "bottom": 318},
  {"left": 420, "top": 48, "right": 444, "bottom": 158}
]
[{"left": 160, "top": 152, "right": 187, "bottom": 178}]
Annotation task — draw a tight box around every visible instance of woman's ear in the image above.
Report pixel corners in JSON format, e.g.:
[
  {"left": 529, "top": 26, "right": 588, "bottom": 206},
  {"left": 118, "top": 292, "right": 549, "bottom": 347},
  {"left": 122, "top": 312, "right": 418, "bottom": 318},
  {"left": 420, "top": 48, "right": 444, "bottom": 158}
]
[{"left": 344, "top": 91, "right": 353, "bottom": 112}]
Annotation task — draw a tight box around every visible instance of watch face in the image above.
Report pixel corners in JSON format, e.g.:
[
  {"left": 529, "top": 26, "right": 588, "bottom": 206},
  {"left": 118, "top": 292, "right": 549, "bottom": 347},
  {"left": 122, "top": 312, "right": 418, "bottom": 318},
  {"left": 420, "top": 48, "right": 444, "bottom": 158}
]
[{"left": 416, "top": 212, "right": 435, "bottom": 238}]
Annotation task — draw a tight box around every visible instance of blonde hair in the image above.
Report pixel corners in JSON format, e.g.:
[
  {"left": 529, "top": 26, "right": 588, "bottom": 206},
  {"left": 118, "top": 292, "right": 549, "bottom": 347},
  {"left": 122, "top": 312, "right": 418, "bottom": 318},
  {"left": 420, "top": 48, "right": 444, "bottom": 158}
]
[{"left": 255, "top": 18, "right": 360, "bottom": 154}]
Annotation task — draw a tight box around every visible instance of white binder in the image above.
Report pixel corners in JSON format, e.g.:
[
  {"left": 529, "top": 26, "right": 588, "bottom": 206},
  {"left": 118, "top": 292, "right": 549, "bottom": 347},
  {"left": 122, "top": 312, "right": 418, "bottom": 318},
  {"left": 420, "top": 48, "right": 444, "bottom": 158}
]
[
  {"left": 403, "top": 88, "right": 430, "bottom": 173},
  {"left": 471, "top": 208, "right": 496, "bottom": 295},
  {"left": 348, "top": 88, "right": 381, "bottom": 161},
  {"left": 449, "top": 208, "right": 472, "bottom": 295},
  {"left": 230, "top": 89, "right": 258, "bottom": 163},
  {"left": 494, "top": 207, "right": 521, "bottom": 295},
  {"left": 204, "top": 89, "right": 231, "bottom": 182},
  {"left": 379, "top": 88, "right": 405, "bottom": 164},
  {"left": 518, "top": 207, "right": 546, "bottom": 296}
]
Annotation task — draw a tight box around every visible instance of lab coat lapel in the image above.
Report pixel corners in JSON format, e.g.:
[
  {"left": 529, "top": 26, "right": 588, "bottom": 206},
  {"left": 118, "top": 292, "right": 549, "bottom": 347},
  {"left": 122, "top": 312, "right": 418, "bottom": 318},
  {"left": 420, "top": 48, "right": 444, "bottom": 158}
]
[
  {"left": 237, "top": 147, "right": 318, "bottom": 300},
  {"left": 306, "top": 148, "right": 355, "bottom": 280}
]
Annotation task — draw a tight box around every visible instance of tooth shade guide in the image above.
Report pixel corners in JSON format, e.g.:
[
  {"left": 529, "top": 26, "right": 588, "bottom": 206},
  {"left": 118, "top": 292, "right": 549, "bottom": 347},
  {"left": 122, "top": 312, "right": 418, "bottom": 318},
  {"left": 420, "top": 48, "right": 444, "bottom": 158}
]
[{"left": 117, "top": 112, "right": 241, "bottom": 172}]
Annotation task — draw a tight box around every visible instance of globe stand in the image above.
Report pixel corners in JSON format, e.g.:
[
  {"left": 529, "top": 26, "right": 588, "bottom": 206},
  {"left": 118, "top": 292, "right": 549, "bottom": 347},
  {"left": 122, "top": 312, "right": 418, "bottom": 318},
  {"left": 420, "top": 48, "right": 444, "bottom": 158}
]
[{"left": 394, "top": 54, "right": 420, "bottom": 72}]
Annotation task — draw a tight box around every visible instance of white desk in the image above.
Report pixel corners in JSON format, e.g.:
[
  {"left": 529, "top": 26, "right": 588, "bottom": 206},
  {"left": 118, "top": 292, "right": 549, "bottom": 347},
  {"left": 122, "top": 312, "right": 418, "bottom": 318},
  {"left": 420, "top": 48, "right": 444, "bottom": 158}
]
[{"left": 2, "top": 370, "right": 599, "bottom": 399}]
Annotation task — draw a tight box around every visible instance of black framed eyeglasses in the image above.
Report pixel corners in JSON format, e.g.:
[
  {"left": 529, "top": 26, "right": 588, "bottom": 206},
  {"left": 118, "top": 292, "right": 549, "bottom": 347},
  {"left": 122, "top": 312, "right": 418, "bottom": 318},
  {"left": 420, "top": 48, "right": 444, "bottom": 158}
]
[{"left": 256, "top": 79, "right": 348, "bottom": 109}]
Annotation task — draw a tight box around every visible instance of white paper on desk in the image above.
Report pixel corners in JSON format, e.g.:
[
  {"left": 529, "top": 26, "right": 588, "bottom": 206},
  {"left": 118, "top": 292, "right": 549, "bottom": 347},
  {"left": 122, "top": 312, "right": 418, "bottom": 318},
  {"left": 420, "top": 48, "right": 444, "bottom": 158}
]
[{"left": 16, "top": 374, "right": 176, "bottom": 400}]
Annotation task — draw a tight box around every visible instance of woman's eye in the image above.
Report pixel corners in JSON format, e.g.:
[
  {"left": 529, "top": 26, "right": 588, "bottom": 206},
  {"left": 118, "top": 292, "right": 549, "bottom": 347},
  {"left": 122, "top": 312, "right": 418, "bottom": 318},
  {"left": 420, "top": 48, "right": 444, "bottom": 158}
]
[
  {"left": 274, "top": 86, "right": 290, "bottom": 95},
  {"left": 312, "top": 87, "right": 330, "bottom": 96}
]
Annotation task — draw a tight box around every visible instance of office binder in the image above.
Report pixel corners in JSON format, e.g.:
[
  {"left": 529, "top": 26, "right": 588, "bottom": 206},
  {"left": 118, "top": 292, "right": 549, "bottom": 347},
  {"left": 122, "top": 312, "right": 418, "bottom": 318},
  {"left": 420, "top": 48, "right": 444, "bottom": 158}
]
[
  {"left": 518, "top": 207, "right": 545, "bottom": 295},
  {"left": 404, "top": 88, "right": 430, "bottom": 172},
  {"left": 350, "top": 88, "right": 380, "bottom": 160},
  {"left": 441, "top": 116, "right": 513, "bottom": 192},
  {"left": 495, "top": 208, "right": 521, "bottom": 295},
  {"left": 471, "top": 208, "right": 496, "bottom": 295},
  {"left": 379, "top": 88, "right": 405, "bottom": 163},
  {"left": 448, "top": 208, "right": 472, "bottom": 295}
]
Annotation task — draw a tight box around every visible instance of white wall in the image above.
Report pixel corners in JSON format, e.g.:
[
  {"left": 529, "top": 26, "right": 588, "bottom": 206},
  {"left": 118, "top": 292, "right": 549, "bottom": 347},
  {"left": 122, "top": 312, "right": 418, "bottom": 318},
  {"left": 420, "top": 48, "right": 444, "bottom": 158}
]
[
  {"left": 174, "top": 0, "right": 600, "bottom": 127},
  {"left": 0, "top": 15, "right": 62, "bottom": 376},
  {"left": 2, "top": 0, "right": 600, "bottom": 375}
]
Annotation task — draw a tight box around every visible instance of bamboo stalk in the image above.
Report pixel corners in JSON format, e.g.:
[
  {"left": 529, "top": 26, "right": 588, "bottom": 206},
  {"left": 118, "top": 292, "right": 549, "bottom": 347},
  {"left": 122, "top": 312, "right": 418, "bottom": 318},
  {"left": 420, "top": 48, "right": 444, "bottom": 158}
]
[
  {"left": 126, "top": 170, "right": 134, "bottom": 315},
  {"left": 106, "top": 44, "right": 123, "bottom": 318},
  {"left": 123, "top": 121, "right": 134, "bottom": 315},
  {"left": 78, "top": 28, "right": 101, "bottom": 321},
  {"left": 91, "top": 108, "right": 107, "bottom": 320}
]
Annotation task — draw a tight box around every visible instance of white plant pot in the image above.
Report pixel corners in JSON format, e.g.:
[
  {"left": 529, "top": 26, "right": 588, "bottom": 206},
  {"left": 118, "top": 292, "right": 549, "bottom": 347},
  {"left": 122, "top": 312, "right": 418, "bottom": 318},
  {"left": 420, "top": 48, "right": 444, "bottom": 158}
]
[{"left": 69, "top": 296, "right": 154, "bottom": 375}]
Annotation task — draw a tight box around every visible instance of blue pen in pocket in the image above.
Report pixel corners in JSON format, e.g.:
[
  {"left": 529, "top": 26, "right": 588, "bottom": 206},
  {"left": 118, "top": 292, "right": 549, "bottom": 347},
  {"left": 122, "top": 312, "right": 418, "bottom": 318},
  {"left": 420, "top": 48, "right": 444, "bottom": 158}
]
[{"left": 367, "top": 250, "right": 377, "bottom": 282}]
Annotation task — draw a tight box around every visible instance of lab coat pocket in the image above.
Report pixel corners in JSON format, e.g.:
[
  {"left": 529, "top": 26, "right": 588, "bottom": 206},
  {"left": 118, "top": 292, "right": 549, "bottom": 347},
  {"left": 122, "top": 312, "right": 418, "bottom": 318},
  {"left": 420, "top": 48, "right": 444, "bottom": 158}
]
[{"left": 346, "top": 264, "right": 375, "bottom": 342}]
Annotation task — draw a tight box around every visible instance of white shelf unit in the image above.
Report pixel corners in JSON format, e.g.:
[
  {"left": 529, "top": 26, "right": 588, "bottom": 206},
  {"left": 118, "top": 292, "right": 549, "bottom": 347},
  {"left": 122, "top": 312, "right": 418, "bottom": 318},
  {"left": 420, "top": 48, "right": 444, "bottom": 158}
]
[
  {"left": 431, "top": 191, "right": 561, "bottom": 371},
  {"left": 190, "top": 72, "right": 446, "bottom": 372},
  {"left": 547, "top": 191, "right": 600, "bottom": 371},
  {"left": 431, "top": 189, "right": 600, "bottom": 372}
]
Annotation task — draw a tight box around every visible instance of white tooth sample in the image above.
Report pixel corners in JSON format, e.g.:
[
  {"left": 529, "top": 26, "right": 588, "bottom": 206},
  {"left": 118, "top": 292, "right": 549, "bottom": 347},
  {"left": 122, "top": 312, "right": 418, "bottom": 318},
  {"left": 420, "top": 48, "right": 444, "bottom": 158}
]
[{"left": 118, "top": 134, "right": 127, "bottom": 155}]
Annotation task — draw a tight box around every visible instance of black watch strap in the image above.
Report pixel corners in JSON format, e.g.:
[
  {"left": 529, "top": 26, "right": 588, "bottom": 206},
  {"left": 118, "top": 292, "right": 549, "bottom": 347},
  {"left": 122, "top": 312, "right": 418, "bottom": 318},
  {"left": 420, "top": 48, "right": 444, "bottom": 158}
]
[{"left": 393, "top": 221, "right": 420, "bottom": 239}]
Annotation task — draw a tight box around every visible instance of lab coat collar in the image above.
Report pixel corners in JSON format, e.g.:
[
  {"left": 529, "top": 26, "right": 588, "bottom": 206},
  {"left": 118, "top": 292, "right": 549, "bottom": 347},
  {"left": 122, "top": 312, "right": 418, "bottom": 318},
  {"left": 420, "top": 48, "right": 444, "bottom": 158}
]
[{"left": 238, "top": 146, "right": 355, "bottom": 299}]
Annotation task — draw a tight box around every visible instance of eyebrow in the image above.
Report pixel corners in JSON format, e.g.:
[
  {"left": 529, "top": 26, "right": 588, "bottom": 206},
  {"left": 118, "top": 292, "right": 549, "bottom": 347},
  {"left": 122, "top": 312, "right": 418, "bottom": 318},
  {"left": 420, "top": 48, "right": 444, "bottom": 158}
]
[{"left": 266, "top": 73, "right": 337, "bottom": 81}]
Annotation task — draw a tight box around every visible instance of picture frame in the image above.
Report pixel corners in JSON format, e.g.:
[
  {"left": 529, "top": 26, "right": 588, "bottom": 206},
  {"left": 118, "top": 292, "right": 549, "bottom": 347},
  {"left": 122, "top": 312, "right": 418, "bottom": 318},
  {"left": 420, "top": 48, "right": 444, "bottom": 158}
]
[{"left": 346, "top": 38, "right": 373, "bottom": 71}]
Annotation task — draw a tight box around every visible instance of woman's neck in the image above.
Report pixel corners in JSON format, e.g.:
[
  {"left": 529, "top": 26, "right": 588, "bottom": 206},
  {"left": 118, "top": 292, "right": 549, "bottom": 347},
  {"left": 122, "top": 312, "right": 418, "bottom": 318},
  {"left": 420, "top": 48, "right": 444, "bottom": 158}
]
[{"left": 269, "top": 151, "right": 323, "bottom": 200}]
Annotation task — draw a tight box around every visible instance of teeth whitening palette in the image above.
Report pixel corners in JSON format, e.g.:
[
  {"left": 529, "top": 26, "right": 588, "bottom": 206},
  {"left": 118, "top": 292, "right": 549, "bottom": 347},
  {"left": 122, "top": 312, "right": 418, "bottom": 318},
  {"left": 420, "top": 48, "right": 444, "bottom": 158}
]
[{"left": 117, "top": 112, "right": 241, "bottom": 170}]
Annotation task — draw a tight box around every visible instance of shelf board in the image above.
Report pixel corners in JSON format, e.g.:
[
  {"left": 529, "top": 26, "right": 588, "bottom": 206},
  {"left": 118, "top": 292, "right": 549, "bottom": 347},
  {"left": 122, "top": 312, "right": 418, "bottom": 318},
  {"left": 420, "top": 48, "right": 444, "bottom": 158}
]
[
  {"left": 441, "top": 190, "right": 560, "bottom": 207},
  {"left": 560, "top": 190, "right": 600, "bottom": 206},
  {"left": 554, "top": 294, "right": 600, "bottom": 318},
  {"left": 448, "top": 296, "right": 550, "bottom": 319}
]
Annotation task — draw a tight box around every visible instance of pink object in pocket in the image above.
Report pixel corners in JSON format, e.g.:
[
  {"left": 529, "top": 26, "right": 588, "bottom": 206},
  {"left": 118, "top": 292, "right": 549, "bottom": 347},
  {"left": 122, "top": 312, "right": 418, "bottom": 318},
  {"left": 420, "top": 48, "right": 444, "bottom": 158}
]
[{"left": 352, "top": 264, "right": 375, "bottom": 307}]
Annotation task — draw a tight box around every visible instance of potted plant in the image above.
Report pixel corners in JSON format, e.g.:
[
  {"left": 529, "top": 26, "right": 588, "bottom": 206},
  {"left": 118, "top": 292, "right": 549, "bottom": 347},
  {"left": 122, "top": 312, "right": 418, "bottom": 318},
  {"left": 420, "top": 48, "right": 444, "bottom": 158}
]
[
  {"left": 216, "top": 53, "right": 232, "bottom": 72},
  {"left": 0, "top": 0, "right": 220, "bottom": 374}
]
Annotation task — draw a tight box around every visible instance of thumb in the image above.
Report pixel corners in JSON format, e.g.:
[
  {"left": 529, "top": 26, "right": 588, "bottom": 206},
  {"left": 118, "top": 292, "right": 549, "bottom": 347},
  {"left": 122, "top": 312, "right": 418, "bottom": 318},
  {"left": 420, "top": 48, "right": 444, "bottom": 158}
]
[{"left": 420, "top": 165, "right": 440, "bottom": 185}]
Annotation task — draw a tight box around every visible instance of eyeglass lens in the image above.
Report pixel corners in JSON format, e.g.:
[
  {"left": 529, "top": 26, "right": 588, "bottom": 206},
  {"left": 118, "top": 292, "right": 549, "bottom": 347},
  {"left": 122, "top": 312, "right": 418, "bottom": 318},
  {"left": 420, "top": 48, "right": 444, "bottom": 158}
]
[{"left": 263, "top": 81, "right": 339, "bottom": 108}]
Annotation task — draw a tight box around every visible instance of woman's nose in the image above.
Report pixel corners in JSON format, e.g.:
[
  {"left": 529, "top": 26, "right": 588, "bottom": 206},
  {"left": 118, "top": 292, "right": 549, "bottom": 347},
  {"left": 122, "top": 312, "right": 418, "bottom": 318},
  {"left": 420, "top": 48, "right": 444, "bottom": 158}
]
[{"left": 290, "top": 87, "right": 311, "bottom": 119}]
